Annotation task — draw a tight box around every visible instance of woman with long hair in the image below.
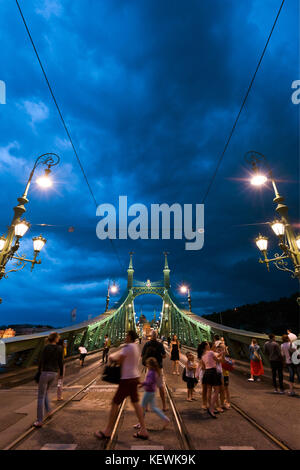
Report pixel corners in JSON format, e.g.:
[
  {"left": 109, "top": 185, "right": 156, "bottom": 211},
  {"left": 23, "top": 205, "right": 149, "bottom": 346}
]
[{"left": 170, "top": 334, "right": 180, "bottom": 375}]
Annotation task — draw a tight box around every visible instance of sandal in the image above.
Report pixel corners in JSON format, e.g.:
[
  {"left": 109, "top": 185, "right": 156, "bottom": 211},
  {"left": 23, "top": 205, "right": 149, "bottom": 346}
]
[
  {"left": 33, "top": 421, "right": 43, "bottom": 428},
  {"left": 94, "top": 431, "right": 111, "bottom": 440},
  {"left": 133, "top": 432, "right": 149, "bottom": 440},
  {"left": 207, "top": 409, "right": 217, "bottom": 419}
]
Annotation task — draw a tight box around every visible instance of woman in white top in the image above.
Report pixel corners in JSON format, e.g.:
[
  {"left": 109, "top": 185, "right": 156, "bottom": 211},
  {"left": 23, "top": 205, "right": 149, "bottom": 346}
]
[
  {"left": 281, "top": 334, "right": 297, "bottom": 396},
  {"left": 95, "top": 330, "right": 149, "bottom": 440}
]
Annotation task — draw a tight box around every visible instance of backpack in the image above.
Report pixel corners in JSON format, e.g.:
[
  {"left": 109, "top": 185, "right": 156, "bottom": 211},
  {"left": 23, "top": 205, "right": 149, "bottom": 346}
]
[{"left": 142, "top": 342, "right": 161, "bottom": 366}]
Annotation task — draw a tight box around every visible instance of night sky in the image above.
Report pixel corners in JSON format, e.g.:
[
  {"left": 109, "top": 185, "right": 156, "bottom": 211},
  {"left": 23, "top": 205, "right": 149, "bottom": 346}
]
[{"left": 0, "top": 0, "right": 299, "bottom": 326}]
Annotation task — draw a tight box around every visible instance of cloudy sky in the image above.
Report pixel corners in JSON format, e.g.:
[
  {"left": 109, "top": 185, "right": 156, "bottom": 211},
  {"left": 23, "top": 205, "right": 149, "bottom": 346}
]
[{"left": 0, "top": 0, "right": 299, "bottom": 326}]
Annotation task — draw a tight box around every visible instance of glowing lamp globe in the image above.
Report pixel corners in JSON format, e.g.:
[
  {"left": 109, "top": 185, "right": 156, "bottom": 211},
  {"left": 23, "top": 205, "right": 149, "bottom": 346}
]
[
  {"left": 15, "top": 220, "right": 30, "bottom": 238},
  {"left": 255, "top": 235, "right": 268, "bottom": 252},
  {"left": 33, "top": 235, "right": 46, "bottom": 252},
  {"left": 250, "top": 174, "right": 268, "bottom": 186}
]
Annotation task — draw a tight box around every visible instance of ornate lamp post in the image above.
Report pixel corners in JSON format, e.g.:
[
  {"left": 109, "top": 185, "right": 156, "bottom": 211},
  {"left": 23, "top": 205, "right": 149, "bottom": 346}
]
[
  {"left": 245, "top": 151, "right": 300, "bottom": 280},
  {"left": 105, "top": 280, "right": 118, "bottom": 311},
  {"left": 0, "top": 153, "right": 60, "bottom": 284},
  {"left": 180, "top": 284, "right": 192, "bottom": 312}
]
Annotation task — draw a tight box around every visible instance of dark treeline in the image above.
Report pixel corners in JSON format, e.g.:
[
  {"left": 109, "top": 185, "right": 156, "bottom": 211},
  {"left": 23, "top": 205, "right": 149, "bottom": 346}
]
[{"left": 203, "top": 293, "right": 299, "bottom": 335}]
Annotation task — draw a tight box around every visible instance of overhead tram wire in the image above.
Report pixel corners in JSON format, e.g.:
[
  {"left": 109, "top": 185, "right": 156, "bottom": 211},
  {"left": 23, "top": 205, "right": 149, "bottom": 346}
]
[
  {"left": 15, "top": 0, "right": 124, "bottom": 271},
  {"left": 201, "top": 0, "right": 285, "bottom": 204}
]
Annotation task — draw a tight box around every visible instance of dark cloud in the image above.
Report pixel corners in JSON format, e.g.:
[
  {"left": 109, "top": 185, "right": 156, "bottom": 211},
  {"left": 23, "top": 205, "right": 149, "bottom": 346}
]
[{"left": 0, "top": 0, "right": 298, "bottom": 325}]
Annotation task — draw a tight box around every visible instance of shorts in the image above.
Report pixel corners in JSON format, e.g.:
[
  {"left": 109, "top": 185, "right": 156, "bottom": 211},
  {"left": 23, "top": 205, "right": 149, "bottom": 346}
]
[
  {"left": 223, "top": 375, "right": 229, "bottom": 386},
  {"left": 113, "top": 378, "right": 139, "bottom": 405},
  {"left": 202, "top": 368, "right": 222, "bottom": 387},
  {"left": 79, "top": 354, "right": 87, "bottom": 361},
  {"left": 186, "top": 377, "right": 196, "bottom": 390}
]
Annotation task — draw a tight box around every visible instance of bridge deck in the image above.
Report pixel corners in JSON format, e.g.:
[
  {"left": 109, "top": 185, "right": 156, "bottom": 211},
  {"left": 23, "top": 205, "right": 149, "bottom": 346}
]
[{"left": 0, "top": 342, "right": 299, "bottom": 451}]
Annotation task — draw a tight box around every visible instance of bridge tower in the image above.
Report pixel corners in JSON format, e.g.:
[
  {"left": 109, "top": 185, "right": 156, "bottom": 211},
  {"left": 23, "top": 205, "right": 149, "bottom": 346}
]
[
  {"left": 163, "top": 252, "right": 170, "bottom": 289},
  {"left": 127, "top": 252, "right": 134, "bottom": 289}
]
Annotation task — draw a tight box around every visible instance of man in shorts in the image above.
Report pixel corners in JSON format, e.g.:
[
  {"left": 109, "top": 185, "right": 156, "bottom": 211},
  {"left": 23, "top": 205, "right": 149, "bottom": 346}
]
[{"left": 95, "top": 330, "right": 148, "bottom": 440}]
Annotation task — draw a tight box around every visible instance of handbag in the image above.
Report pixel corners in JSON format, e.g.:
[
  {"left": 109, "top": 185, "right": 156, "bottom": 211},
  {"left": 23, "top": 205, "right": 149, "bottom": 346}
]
[
  {"left": 182, "top": 368, "right": 188, "bottom": 382},
  {"left": 102, "top": 362, "right": 121, "bottom": 384}
]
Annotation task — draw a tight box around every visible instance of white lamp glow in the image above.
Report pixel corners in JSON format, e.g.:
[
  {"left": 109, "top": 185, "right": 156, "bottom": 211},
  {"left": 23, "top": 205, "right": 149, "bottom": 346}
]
[
  {"left": 36, "top": 169, "right": 53, "bottom": 188},
  {"left": 255, "top": 235, "right": 268, "bottom": 252},
  {"left": 251, "top": 174, "right": 268, "bottom": 186},
  {"left": 110, "top": 283, "right": 118, "bottom": 294},
  {"left": 15, "top": 220, "right": 30, "bottom": 238},
  {"left": 33, "top": 235, "right": 46, "bottom": 252},
  {"left": 271, "top": 221, "right": 285, "bottom": 237},
  {"left": 0, "top": 236, "right": 6, "bottom": 251}
]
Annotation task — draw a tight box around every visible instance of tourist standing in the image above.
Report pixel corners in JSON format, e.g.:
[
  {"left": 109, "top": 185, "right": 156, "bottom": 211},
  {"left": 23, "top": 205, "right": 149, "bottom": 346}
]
[
  {"left": 56, "top": 338, "right": 65, "bottom": 401},
  {"left": 135, "top": 357, "right": 170, "bottom": 430},
  {"left": 102, "top": 335, "right": 110, "bottom": 364},
  {"left": 264, "top": 334, "right": 284, "bottom": 394},
  {"left": 95, "top": 330, "right": 148, "bottom": 440},
  {"left": 287, "top": 329, "right": 298, "bottom": 342},
  {"left": 199, "top": 341, "right": 222, "bottom": 418},
  {"left": 170, "top": 335, "right": 180, "bottom": 375},
  {"left": 281, "top": 334, "right": 297, "bottom": 396},
  {"left": 79, "top": 345, "right": 88, "bottom": 367},
  {"left": 141, "top": 330, "right": 167, "bottom": 410},
  {"left": 248, "top": 339, "right": 264, "bottom": 382},
  {"left": 184, "top": 352, "right": 197, "bottom": 401},
  {"left": 34, "top": 332, "right": 63, "bottom": 427}
]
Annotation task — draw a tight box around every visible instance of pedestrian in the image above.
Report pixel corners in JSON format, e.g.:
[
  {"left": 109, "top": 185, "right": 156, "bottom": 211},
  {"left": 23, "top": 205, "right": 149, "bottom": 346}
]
[
  {"left": 287, "top": 329, "right": 298, "bottom": 342},
  {"left": 134, "top": 357, "right": 170, "bottom": 430},
  {"left": 170, "top": 335, "right": 180, "bottom": 375},
  {"left": 167, "top": 336, "right": 171, "bottom": 348},
  {"left": 214, "top": 345, "right": 225, "bottom": 413},
  {"left": 141, "top": 330, "right": 167, "bottom": 411},
  {"left": 199, "top": 341, "right": 222, "bottom": 418},
  {"left": 95, "top": 330, "right": 149, "bottom": 440},
  {"left": 184, "top": 352, "right": 197, "bottom": 401},
  {"left": 213, "top": 335, "right": 222, "bottom": 348},
  {"left": 34, "top": 332, "right": 64, "bottom": 428},
  {"left": 281, "top": 334, "right": 297, "bottom": 396},
  {"left": 102, "top": 335, "right": 110, "bottom": 364},
  {"left": 248, "top": 339, "right": 264, "bottom": 382},
  {"left": 56, "top": 338, "right": 65, "bottom": 401},
  {"left": 264, "top": 334, "right": 284, "bottom": 394},
  {"left": 197, "top": 341, "right": 207, "bottom": 409},
  {"left": 79, "top": 345, "right": 87, "bottom": 367}
]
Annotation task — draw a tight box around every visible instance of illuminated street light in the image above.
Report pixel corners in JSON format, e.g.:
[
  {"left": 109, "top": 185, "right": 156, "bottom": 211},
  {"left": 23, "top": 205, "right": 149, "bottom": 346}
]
[
  {"left": 179, "top": 284, "right": 192, "bottom": 312},
  {"left": 0, "top": 153, "right": 60, "bottom": 285},
  {"left": 180, "top": 285, "right": 188, "bottom": 294},
  {"left": 245, "top": 150, "right": 300, "bottom": 280},
  {"left": 36, "top": 168, "right": 53, "bottom": 188},
  {"left": 105, "top": 280, "right": 119, "bottom": 311},
  {"left": 270, "top": 220, "right": 285, "bottom": 237},
  {"left": 250, "top": 173, "right": 268, "bottom": 186}
]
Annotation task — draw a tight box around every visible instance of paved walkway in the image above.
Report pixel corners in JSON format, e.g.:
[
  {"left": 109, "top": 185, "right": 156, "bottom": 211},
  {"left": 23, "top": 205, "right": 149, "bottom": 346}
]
[{"left": 0, "top": 342, "right": 299, "bottom": 450}]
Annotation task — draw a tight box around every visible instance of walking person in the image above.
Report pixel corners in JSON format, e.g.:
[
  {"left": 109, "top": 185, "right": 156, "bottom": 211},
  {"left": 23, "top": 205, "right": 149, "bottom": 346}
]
[
  {"left": 264, "top": 334, "right": 284, "bottom": 394},
  {"left": 102, "top": 335, "right": 111, "bottom": 364},
  {"left": 79, "top": 345, "right": 88, "bottom": 367},
  {"left": 199, "top": 341, "right": 222, "bottom": 418},
  {"left": 167, "top": 336, "right": 171, "bottom": 348},
  {"left": 170, "top": 335, "right": 180, "bottom": 375},
  {"left": 34, "top": 332, "right": 63, "bottom": 427},
  {"left": 281, "top": 334, "right": 297, "bottom": 396},
  {"left": 56, "top": 338, "right": 65, "bottom": 401},
  {"left": 197, "top": 342, "right": 207, "bottom": 409},
  {"left": 248, "top": 339, "right": 264, "bottom": 382},
  {"left": 134, "top": 357, "right": 170, "bottom": 430},
  {"left": 141, "top": 330, "right": 167, "bottom": 411},
  {"left": 95, "top": 330, "right": 149, "bottom": 440}
]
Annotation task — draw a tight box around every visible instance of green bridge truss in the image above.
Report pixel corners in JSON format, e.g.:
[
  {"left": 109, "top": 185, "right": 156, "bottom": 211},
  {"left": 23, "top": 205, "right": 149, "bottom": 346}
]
[{"left": 1, "top": 253, "right": 270, "bottom": 369}]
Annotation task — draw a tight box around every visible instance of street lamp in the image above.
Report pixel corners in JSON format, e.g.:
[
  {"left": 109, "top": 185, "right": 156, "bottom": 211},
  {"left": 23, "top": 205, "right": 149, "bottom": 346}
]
[
  {"left": 179, "top": 284, "right": 192, "bottom": 312},
  {"left": 0, "top": 153, "right": 60, "bottom": 283},
  {"left": 245, "top": 151, "right": 300, "bottom": 279},
  {"left": 105, "top": 280, "right": 118, "bottom": 311}
]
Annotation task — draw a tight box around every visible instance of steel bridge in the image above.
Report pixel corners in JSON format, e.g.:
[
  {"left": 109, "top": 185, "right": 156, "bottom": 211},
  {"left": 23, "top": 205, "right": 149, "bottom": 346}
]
[{"left": 1, "top": 253, "right": 270, "bottom": 369}]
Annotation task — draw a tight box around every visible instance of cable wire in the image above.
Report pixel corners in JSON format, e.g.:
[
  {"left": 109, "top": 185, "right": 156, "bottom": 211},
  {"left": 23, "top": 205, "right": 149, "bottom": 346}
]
[
  {"left": 15, "top": 0, "right": 125, "bottom": 270},
  {"left": 201, "top": 0, "right": 285, "bottom": 204}
]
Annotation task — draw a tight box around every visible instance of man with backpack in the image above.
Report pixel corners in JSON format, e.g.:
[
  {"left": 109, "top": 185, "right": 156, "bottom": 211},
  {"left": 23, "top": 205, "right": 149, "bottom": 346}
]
[{"left": 141, "top": 330, "right": 167, "bottom": 411}]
